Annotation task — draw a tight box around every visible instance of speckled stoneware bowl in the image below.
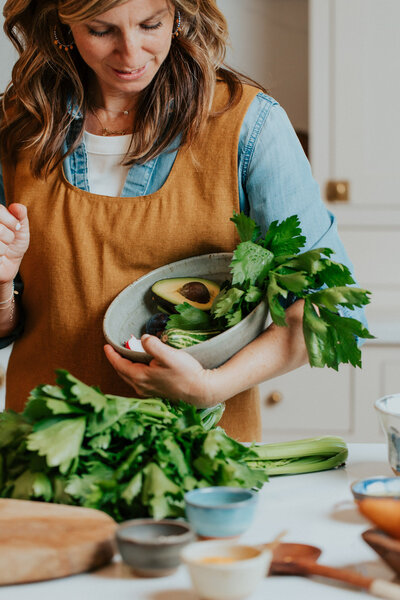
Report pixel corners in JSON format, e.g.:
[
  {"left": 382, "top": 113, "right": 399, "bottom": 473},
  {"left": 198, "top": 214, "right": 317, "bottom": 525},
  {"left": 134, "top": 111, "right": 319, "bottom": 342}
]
[
  {"left": 103, "top": 253, "right": 269, "bottom": 369},
  {"left": 184, "top": 486, "right": 258, "bottom": 538},
  {"left": 115, "top": 518, "right": 195, "bottom": 577},
  {"left": 351, "top": 476, "right": 400, "bottom": 501}
]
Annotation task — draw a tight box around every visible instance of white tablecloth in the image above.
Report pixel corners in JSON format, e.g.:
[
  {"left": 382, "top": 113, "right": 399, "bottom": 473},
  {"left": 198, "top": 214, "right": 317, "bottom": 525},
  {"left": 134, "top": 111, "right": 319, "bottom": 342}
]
[{"left": 0, "top": 443, "right": 395, "bottom": 600}]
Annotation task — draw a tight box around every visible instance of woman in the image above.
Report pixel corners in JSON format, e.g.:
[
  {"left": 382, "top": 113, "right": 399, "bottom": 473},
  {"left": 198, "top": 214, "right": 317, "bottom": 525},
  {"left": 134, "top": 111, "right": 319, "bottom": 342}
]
[{"left": 0, "top": 0, "right": 363, "bottom": 441}]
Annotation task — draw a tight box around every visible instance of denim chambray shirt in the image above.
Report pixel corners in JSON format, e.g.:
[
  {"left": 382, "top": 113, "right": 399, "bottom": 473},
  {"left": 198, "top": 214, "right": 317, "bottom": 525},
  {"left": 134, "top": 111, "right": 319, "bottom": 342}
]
[{"left": 0, "top": 93, "right": 367, "bottom": 346}]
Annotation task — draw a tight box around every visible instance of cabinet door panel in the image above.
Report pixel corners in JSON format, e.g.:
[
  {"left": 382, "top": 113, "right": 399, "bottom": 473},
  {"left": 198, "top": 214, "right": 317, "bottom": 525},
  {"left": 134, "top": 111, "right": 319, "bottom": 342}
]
[
  {"left": 311, "top": 0, "right": 400, "bottom": 209},
  {"left": 339, "top": 231, "right": 400, "bottom": 294},
  {"left": 354, "top": 346, "right": 400, "bottom": 442},
  {"left": 259, "top": 364, "right": 352, "bottom": 440}
]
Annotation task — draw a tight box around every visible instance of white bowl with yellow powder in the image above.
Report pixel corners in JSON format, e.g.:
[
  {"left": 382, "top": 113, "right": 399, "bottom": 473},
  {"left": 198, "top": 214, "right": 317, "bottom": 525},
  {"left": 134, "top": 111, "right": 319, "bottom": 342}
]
[{"left": 181, "top": 540, "right": 272, "bottom": 600}]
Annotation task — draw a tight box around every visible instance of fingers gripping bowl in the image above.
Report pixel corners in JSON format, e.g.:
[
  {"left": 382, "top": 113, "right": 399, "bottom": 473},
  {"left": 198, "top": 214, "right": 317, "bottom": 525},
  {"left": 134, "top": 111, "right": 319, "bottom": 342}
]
[{"left": 103, "top": 253, "right": 269, "bottom": 369}]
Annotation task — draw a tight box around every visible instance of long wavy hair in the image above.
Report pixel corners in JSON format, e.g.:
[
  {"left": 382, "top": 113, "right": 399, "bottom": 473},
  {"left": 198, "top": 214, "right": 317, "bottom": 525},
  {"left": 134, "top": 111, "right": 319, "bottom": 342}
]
[{"left": 0, "top": 0, "right": 264, "bottom": 178}]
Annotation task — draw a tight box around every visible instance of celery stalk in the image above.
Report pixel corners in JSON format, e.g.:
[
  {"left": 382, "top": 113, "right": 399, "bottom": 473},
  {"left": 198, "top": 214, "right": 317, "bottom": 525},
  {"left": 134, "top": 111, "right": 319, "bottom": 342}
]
[
  {"left": 199, "top": 403, "right": 225, "bottom": 430},
  {"left": 245, "top": 436, "right": 348, "bottom": 476}
]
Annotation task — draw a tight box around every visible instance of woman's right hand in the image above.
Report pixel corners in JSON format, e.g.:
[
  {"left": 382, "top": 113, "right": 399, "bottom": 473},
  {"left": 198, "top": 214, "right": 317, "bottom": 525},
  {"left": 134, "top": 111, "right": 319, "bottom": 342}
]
[{"left": 0, "top": 203, "right": 29, "bottom": 284}]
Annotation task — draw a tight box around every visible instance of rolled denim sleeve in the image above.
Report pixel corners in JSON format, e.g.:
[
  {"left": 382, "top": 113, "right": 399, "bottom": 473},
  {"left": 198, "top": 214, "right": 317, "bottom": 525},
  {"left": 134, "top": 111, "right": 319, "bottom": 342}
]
[{"left": 239, "top": 93, "right": 367, "bottom": 329}]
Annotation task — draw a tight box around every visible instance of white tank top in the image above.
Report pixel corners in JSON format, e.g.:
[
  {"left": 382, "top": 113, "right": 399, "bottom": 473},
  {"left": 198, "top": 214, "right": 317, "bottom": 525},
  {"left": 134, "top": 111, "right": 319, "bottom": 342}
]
[{"left": 83, "top": 131, "right": 133, "bottom": 197}]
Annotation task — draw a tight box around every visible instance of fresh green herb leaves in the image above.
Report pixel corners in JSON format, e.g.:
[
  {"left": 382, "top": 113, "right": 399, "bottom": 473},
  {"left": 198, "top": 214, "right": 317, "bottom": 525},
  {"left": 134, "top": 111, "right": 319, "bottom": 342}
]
[
  {"left": 263, "top": 214, "right": 306, "bottom": 256},
  {"left": 230, "top": 211, "right": 261, "bottom": 242},
  {"left": 0, "top": 372, "right": 349, "bottom": 519},
  {"left": 0, "top": 372, "right": 265, "bottom": 521},
  {"left": 166, "top": 302, "right": 214, "bottom": 331},
  {"left": 231, "top": 242, "right": 274, "bottom": 286},
  {"left": 167, "top": 211, "right": 373, "bottom": 370}
]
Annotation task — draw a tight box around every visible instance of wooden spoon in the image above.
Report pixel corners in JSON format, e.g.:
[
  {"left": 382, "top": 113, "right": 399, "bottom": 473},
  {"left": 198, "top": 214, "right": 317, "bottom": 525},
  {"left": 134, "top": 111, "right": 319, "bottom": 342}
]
[{"left": 269, "top": 542, "right": 400, "bottom": 599}]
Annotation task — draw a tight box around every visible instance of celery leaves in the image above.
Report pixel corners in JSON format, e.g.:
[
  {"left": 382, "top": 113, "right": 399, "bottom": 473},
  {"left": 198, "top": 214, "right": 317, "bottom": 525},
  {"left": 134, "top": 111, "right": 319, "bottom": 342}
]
[
  {"left": 0, "top": 372, "right": 349, "bottom": 520},
  {"left": 168, "top": 211, "right": 373, "bottom": 369}
]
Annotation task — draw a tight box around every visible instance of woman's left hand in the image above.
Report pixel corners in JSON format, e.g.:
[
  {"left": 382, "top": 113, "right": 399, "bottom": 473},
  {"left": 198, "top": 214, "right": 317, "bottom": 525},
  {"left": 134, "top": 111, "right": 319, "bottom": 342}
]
[{"left": 104, "top": 335, "right": 219, "bottom": 408}]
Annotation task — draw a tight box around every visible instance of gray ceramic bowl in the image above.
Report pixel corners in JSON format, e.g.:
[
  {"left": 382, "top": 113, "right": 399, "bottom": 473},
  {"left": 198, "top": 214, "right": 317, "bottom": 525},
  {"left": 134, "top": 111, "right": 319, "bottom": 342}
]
[
  {"left": 115, "top": 518, "right": 195, "bottom": 577},
  {"left": 103, "top": 253, "right": 269, "bottom": 369}
]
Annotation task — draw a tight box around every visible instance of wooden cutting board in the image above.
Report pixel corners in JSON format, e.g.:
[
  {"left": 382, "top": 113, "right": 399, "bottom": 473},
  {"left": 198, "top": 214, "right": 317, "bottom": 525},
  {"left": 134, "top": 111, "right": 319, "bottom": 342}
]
[{"left": 0, "top": 498, "right": 117, "bottom": 585}]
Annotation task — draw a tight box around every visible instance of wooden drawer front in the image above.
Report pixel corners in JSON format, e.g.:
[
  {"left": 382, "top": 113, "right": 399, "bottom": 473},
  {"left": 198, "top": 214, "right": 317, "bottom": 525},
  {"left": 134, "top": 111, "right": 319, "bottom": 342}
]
[{"left": 259, "top": 363, "right": 352, "bottom": 440}]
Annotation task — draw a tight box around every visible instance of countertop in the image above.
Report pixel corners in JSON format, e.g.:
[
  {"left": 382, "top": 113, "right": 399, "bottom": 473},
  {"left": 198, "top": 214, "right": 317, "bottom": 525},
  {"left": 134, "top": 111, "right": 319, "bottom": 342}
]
[{"left": 0, "top": 443, "right": 396, "bottom": 600}]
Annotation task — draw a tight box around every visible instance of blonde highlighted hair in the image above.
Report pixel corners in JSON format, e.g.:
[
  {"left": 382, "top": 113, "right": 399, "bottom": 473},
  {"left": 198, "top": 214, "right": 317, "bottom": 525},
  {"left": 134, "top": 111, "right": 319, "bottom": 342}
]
[{"left": 0, "top": 0, "right": 264, "bottom": 178}]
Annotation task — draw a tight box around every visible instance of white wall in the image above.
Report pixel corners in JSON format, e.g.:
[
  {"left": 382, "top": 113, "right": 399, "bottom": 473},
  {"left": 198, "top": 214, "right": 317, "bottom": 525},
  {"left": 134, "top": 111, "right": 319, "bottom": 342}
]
[
  {"left": 0, "top": 1, "right": 309, "bottom": 129},
  {"left": 0, "top": 0, "right": 17, "bottom": 93},
  {"left": 217, "top": 0, "right": 309, "bottom": 132}
]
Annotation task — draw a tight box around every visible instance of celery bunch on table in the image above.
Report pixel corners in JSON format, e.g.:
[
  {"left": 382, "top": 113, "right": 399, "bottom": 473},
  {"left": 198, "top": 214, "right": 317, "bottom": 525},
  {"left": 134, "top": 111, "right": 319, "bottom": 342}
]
[{"left": 0, "top": 371, "right": 348, "bottom": 521}]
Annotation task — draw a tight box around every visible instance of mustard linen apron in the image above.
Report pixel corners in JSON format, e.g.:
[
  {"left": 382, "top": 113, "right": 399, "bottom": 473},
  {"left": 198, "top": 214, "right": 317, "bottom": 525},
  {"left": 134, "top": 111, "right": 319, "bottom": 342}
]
[{"left": 2, "top": 83, "right": 262, "bottom": 442}]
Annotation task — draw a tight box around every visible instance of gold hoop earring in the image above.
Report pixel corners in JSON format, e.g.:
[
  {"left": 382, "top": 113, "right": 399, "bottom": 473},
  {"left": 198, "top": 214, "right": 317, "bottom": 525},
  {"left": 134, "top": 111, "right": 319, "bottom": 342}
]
[
  {"left": 53, "top": 26, "right": 75, "bottom": 51},
  {"left": 172, "top": 11, "right": 182, "bottom": 38}
]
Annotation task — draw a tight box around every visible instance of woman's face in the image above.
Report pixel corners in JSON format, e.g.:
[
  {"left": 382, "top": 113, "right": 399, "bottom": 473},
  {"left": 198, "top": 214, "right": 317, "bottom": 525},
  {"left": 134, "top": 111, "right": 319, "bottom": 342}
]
[{"left": 70, "top": 0, "right": 175, "bottom": 100}]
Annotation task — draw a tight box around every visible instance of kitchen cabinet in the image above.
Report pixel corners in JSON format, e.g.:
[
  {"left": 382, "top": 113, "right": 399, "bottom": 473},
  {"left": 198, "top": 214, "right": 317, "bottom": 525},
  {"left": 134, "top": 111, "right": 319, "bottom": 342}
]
[
  {"left": 219, "top": 0, "right": 400, "bottom": 442},
  {"left": 259, "top": 363, "right": 353, "bottom": 441},
  {"left": 260, "top": 342, "right": 400, "bottom": 443},
  {"left": 308, "top": 0, "right": 400, "bottom": 441},
  {"left": 310, "top": 0, "right": 400, "bottom": 314},
  {"left": 310, "top": 0, "right": 400, "bottom": 211}
]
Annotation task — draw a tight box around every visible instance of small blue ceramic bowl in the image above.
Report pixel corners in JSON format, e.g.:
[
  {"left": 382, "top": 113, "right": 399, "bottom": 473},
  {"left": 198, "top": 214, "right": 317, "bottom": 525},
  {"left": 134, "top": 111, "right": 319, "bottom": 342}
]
[
  {"left": 184, "top": 487, "right": 258, "bottom": 539},
  {"left": 351, "top": 476, "right": 400, "bottom": 501}
]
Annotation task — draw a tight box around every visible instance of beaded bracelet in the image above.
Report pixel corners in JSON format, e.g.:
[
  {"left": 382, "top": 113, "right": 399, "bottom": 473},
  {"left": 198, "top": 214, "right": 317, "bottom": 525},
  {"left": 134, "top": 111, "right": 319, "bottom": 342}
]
[{"left": 0, "top": 283, "right": 18, "bottom": 327}]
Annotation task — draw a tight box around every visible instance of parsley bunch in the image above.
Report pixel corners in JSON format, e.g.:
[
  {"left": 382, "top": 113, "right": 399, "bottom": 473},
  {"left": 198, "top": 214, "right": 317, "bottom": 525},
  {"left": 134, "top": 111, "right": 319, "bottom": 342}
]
[{"left": 168, "top": 212, "right": 373, "bottom": 370}]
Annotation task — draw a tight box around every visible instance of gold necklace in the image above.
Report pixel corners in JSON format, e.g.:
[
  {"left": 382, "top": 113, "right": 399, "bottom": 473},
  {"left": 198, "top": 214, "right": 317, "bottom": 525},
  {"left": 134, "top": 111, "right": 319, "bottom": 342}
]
[
  {"left": 94, "top": 105, "right": 132, "bottom": 116},
  {"left": 92, "top": 111, "right": 129, "bottom": 136}
]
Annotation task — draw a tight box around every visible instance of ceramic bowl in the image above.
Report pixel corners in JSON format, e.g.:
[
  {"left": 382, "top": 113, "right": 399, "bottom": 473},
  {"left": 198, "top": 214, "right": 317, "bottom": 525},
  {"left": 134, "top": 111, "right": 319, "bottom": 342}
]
[
  {"left": 184, "top": 486, "right": 258, "bottom": 539},
  {"left": 351, "top": 476, "right": 400, "bottom": 501},
  {"left": 375, "top": 394, "right": 400, "bottom": 475},
  {"left": 181, "top": 540, "right": 271, "bottom": 600},
  {"left": 115, "top": 518, "right": 195, "bottom": 577},
  {"left": 351, "top": 477, "right": 400, "bottom": 539},
  {"left": 103, "top": 253, "right": 269, "bottom": 369},
  {"left": 362, "top": 528, "right": 400, "bottom": 577}
]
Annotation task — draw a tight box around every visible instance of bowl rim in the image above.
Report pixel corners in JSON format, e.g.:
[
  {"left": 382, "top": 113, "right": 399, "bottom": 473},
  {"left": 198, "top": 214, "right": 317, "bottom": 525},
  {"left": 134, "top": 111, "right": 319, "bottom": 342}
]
[
  {"left": 375, "top": 394, "right": 400, "bottom": 415},
  {"left": 180, "top": 540, "right": 271, "bottom": 569},
  {"left": 115, "top": 518, "right": 195, "bottom": 545},
  {"left": 351, "top": 476, "right": 400, "bottom": 499},
  {"left": 103, "top": 251, "right": 268, "bottom": 358},
  {"left": 184, "top": 486, "right": 257, "bottom": 509}
]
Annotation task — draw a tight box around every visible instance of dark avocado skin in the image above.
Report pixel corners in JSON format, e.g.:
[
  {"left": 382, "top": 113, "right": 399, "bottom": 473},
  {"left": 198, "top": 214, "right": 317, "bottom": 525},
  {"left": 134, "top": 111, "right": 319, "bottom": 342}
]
[
  {"left": 153, "top": 296, "right": 179, "bottom": 314},
  {"left": 151, "top": 277, "right": 220, "bottom": 312}
]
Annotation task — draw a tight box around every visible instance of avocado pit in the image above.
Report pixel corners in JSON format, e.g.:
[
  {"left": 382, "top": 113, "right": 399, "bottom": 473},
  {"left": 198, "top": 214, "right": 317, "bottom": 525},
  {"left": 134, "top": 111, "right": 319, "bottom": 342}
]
[
  {"left": 178, "top": 282, "right": 210, "bottom": 304},
  {"left": 151, "top": 277, "right": 221, "bottom": 312}
]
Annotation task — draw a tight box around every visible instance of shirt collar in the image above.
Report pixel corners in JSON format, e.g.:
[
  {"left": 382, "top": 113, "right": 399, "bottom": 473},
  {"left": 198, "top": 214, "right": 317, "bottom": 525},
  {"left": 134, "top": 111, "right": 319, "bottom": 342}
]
[{"left": 67, "top": 98, "right": 83, "bottom": 121}]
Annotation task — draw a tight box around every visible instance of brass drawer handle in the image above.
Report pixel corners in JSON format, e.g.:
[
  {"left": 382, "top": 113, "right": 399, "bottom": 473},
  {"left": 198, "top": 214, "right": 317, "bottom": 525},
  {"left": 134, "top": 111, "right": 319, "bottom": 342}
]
[
  {"left": 267, "top": 391, "right": 283, "bottom": 405},
  {"left": 0, "top": 365, "right": 5, "bottom": 388},
  {"left": 326, "top": 180, "right": 349, "bottom": 203}
]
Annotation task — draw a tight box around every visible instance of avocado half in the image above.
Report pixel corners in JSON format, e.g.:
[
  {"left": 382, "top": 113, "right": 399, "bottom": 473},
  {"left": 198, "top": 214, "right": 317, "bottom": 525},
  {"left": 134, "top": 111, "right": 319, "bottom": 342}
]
[{"left": 151, "top": 277, "right": 220, "bottom": 312}]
